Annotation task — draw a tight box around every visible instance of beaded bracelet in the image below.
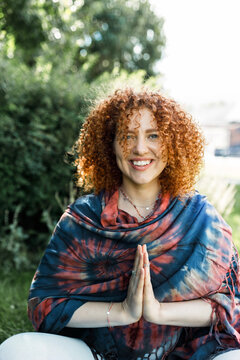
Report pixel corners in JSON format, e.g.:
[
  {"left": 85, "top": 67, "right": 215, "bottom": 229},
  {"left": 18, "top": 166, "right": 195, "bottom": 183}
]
[{"left": 107, "top": 302, "right": 114, "bottom": 328}]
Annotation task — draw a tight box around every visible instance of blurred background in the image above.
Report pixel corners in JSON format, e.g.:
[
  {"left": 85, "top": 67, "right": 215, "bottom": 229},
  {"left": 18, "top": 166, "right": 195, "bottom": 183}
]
[{"left": 0, "top": 0, "right": 239, "bottom": 342}]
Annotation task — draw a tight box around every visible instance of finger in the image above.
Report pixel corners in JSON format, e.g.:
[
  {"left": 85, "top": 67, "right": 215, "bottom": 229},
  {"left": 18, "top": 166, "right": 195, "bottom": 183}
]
[
  {"left": 143, "top": 252, "right": 154, "bottom": 299},
  {"left": 132, "top": 245, "right": 141, "bottom": 273},
  {"left": 143, "top": 251, "right": 150, "bottom": 277},
  {"left": 135, "top": 245, "right": 145, "bottom": 280},
  {"left": 143, "top": 251, "right": 151, "bottom": 286},
  {"left": 130, "top": 251, "right": 145, "bottom": 298},
  {"left": 135, "top": 268, "right": 144, "bottom": 298},
  {"left": 132, "top": 250, "right": 143, "bottom": 291},
  {"left": 142, "top": 244, "right": 147, "bottom": 254},
  {"left": 138, "top": 245, "right": 143, "bottom": 272},
  {"left": 129, "top": 246, "right": 142, "bottom": 291}
]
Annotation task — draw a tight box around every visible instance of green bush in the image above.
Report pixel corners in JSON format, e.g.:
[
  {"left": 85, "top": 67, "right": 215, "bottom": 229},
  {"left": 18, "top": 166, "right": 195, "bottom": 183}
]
[{"left": 0, "top": 59, "right": 91, "bottom": 267}]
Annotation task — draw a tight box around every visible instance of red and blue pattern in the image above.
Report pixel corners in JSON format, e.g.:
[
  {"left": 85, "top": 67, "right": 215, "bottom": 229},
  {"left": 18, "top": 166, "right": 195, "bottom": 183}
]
[{"left": 28, "top": 190, "right": 240, "bottom": 359}]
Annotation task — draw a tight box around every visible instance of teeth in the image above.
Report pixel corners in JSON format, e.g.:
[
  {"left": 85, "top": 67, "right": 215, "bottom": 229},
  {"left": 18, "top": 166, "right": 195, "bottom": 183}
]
[{"left": 132, "top": 160, "right": 151, "bottom": 166}]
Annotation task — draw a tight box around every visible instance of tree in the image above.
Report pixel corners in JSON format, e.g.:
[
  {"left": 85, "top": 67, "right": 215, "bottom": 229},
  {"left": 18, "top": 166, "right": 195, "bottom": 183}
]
[
  {"left": 0, "top": 0, "right": 44, "bottom": 66},
  {"left": 70, "top": 0, "right": 165, "bottom": 80},
  {"left": 0, "top": 0, "right": 165, "bottom": 80}
]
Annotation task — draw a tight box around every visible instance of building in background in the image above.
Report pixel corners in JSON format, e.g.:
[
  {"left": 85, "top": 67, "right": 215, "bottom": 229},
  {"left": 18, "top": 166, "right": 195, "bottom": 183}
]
[
  {"left": 192, "top": 102, "right": 240, "bottom": 156},
  {"left": 227, "top": 104, "right": 240, "bottom": 156}
]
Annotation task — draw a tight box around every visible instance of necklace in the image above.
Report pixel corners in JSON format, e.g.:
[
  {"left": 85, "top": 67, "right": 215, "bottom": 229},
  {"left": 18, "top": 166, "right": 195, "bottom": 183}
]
[{"left": 119, "top": 188, "right": 158, "bottom": 220}]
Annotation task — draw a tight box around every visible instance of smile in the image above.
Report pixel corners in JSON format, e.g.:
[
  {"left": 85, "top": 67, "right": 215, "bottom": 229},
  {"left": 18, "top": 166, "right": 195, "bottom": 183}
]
[{"left": 129, "top": 159, "right": 153, "bottom": 171}]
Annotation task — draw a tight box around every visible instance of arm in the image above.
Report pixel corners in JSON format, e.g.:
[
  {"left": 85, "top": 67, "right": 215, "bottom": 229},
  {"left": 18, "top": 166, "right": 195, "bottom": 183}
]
[
  {"left": 67, "top": 301, "right": 129, "bottom": 328},
  {"left": 66, "top": 245, "right": 145, "bottom": 328},
  {"left": 67, "top": 246, "right": 216, "bottom": 329},
  {"left": 143, "top": 250, "right": 216, "bottom": 327},
  {"left": 67, "top": 298, "right": 214, "bottom": 328},
  {"left": 151, "top": 299, "right": 215, "bottom": 327}
]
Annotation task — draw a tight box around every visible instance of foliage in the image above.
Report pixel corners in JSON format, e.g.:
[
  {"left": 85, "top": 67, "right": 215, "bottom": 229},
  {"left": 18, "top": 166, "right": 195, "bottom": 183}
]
[
  {"left": 71, "top": 0, "right": 165, "bottom": 81},
  {"left": 0, "top": 0, "right": 46, "bottom": 65},
  {"left": 0, "top": 0, "right": 165, "bottom": 80},
  {"left": 0, "top": 205, "right": 30, "bottom": 272},
  {"left": 0, "top": 58, "right": 90, "bottom": 266}
]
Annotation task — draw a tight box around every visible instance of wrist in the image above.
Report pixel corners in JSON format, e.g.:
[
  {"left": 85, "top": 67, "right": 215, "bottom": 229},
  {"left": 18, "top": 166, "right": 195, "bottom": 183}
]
[
  {"left": 153, "top": 301, "right": 164, "bottom": 325},
  {"left": 120, "top": 300, "right": 141, "bottom": 325},
  {"left": 144, "top": 300, "right": 163, "bottom": 324}
]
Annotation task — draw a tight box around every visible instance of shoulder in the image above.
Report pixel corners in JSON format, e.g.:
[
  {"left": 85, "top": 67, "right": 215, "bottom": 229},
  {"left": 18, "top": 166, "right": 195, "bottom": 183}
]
[
  {"left": 71, "top": 192, "right": 102, "bottom": 207},
  {"left": 68, "top": 191, "right": 104, "bottom": 220},
  {"left": 179, "top": 191, "right": 228, "bottom": 225},
  {"left": 186, "top": 190, "right": 231, "bottom": 232},
  {"left": 183, "top": 190, "right": 213, "bottom": 209},
  {"left": 175, "top": 190, "right": 209, "bottom": 213},
  {"left": 52, "top": 192, "right": 105, "bottom": 238}
]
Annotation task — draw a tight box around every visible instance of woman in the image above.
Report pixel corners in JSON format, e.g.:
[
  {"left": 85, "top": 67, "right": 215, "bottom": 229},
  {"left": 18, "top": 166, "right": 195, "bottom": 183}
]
[{"left": 1, "top": 88, "right": 240, "bottom": 360}]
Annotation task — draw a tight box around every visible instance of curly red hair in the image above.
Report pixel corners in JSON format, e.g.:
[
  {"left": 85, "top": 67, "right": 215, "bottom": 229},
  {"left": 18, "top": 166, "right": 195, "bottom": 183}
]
[{"left": 73, "top": 88, "right": 205, "bottom": 197}]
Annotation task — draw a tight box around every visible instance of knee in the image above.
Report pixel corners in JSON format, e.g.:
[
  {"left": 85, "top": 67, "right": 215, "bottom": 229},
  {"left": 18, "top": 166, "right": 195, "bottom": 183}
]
[
  {"left": 0, "top": 332, "right": 95, "bottom": 360},
  {"left": 0, "top": 333, "right": 35, "bottom": 359},
  {"left": 213, "top": 349, "right": 240, "bottom": 360}
]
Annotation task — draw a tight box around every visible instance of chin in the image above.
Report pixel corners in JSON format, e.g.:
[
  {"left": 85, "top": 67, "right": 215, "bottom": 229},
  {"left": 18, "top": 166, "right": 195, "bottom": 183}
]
[{"left": 130, "top": 177, "right": 158, "bottom": 186}]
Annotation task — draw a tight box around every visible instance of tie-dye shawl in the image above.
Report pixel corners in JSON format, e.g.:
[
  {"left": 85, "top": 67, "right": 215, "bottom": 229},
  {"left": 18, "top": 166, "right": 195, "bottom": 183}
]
[{"left": 28, "top": 190, "right": 240, "bottom": 360}]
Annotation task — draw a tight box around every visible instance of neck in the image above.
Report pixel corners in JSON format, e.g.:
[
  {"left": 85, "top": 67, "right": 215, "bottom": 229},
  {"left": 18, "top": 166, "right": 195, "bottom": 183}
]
[{"left": 121, "top": 180, "right": 161, "bottom": 206}]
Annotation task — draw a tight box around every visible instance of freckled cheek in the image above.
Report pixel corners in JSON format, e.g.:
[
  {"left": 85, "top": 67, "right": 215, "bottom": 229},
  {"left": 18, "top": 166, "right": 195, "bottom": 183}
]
[
  {"left": 113, "top": 139, "right": 131, "bottom": 159},
  {"left": 115, "top": 153, "right": 129, "bottom": 172},
  {"left": 151, "top": 144, "right": 166, "bottom": 159}
]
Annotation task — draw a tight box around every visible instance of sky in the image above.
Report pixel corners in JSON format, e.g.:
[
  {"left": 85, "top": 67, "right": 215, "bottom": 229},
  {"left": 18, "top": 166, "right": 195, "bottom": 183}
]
[{"left": 149, "top": 0, "right": 240, "bottom": 106}]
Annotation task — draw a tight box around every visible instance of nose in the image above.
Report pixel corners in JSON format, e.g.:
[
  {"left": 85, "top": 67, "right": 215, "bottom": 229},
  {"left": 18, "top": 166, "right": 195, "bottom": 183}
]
[{"left": 133, "top": 135, "right": 148, "bottom": 155}]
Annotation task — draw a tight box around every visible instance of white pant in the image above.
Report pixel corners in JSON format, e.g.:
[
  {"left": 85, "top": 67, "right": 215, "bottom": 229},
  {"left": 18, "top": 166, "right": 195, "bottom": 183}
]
[
  {"left": 0, "top": 332, "right": 240, "bottom": 359},
  {"left": 212, "top": 349, "right": 240, "bottom": 359},
  {"left": 0, "top": 333, "right": 94, "bottom": 360}
]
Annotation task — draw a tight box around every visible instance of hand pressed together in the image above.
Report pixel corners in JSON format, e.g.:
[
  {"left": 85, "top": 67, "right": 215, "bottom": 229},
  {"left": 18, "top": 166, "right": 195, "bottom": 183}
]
[{"left": 122, "top": 244, "right": 161, "bottom": 324}]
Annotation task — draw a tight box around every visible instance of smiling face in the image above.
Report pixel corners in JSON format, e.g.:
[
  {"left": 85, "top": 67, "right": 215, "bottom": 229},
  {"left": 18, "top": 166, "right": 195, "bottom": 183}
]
[{"left": 113, "top": 107, "right": 167, "bottom": 191}]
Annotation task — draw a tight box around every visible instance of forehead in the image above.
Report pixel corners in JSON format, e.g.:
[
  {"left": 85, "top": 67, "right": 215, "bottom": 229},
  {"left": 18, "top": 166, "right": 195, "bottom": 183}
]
[{"left": 127, "top": 107, "right": 157, "bottom": 130}]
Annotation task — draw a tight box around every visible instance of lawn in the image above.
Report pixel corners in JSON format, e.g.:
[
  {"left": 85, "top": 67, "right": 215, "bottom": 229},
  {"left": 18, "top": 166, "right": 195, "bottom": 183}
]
[{"left": 0, "top": 270, "right": 34, "bottom": 344}]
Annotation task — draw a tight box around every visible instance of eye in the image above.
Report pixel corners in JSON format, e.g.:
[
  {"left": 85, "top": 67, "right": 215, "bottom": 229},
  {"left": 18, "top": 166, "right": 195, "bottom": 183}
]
[
  {"left": 126, "top": 134, "right": 135, "bottom": 140},
  {"left": 148, "top": 133, "right": 159, "bottom": 140}
]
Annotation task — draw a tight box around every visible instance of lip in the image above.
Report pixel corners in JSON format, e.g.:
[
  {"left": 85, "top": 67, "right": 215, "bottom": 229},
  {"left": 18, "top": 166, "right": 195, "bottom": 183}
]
[
  {"left": 129, "top": 159, "right": 154, "bottom": 171},
  {"left": 130, "top": 158, "right": 152, "bottom": 161}
]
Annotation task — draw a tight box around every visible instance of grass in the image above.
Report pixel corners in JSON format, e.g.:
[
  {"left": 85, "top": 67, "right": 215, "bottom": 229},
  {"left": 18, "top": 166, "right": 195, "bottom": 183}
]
[{"left": 0, "top": 270, "right": 34, "bottom": 344}]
